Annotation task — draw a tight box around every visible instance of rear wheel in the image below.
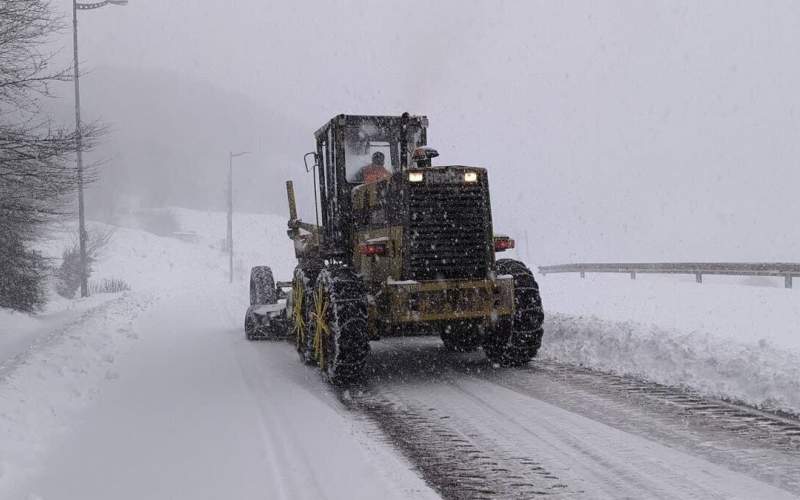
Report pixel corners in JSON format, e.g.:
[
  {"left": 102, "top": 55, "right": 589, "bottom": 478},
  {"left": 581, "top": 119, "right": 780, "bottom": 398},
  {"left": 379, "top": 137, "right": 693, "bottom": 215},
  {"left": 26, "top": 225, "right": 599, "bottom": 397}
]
[
  {"left": 483, "top": 259, "right": 544, "bottom": 366},
  {"left": 250, "top": 266, "right": 276, "bottom": 305},
  {"left": 311, "top": 266, "right": 370, "bottom": 385},
  {"left": 244, "top": 308, "right": 257, "bottom": 340}
]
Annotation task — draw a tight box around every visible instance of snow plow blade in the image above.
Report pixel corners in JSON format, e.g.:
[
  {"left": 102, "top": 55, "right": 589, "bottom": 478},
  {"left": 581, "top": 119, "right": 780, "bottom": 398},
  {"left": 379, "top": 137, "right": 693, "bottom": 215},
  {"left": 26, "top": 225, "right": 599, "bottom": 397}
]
[{"left": 244, "top": 302, "right": 289, "bottom": 340}]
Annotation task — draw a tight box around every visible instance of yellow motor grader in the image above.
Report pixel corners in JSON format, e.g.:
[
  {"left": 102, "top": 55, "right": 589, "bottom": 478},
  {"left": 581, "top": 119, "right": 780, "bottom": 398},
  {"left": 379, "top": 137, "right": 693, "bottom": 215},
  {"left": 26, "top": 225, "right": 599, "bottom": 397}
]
[{"left": 244, "top": 113, "right": 544, "bottom": 384}]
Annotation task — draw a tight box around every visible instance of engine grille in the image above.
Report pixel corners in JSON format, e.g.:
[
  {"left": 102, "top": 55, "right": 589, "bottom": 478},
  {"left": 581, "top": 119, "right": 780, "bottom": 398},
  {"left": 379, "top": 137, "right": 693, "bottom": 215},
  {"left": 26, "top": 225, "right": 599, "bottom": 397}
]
[{"left": 407, "top": 181, "right": 491, "bottom": 280}]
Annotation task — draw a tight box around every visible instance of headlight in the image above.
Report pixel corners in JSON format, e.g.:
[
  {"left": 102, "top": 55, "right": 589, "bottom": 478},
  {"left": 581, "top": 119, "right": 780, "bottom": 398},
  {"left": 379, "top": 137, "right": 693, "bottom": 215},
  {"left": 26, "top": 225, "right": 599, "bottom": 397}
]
[
  {"left": 408, "top": 172, "right": 424, "bottom": 182},
  {"left": 464, "top": 171, "right": 478, "bottom": 183}
]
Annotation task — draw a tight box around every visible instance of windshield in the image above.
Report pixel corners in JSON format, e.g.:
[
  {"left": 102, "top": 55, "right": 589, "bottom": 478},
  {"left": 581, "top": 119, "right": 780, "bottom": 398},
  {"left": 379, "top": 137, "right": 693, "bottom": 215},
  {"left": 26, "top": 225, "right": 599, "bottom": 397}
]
[
  {"left": 344, "top": 122, "right": 423, "bottom": 183},
  {"left": 345, "top": 140, "right": 393, "bottom": 183}
]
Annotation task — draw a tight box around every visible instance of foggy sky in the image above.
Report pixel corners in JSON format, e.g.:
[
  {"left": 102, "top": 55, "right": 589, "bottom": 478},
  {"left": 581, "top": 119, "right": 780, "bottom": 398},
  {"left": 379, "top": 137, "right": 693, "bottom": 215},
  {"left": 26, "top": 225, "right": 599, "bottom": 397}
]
[{"left": 55, "top": 0, "right": 800, "bottom": 264}]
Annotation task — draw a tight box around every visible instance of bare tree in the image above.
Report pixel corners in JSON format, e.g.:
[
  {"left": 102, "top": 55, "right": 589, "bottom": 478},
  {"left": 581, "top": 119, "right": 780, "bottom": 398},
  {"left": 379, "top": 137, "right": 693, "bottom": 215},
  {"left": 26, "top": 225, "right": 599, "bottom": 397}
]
[{"left": 0, "top": 0, "right": 102, "bottom": 312}]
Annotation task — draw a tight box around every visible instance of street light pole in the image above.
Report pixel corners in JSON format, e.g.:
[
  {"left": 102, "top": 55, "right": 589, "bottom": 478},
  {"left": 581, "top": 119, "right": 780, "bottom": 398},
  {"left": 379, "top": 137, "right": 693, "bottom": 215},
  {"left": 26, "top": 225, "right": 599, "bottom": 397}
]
[
  {"left": 72, "top": 0, "right": 128, "bottom": 298},
  {"left": 228, "top": 151, "right": 250, "bottom": 283},
  {"left": 72, "top": 1, "right": 87, "bottom": 298}
]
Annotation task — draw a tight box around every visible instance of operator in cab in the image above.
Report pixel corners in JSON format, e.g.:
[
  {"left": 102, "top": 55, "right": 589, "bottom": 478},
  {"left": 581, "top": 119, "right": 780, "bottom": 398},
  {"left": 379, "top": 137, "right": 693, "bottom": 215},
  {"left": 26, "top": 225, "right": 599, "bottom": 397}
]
[{"left": 354, "top": 151, "right": 391, "bottom": 183}]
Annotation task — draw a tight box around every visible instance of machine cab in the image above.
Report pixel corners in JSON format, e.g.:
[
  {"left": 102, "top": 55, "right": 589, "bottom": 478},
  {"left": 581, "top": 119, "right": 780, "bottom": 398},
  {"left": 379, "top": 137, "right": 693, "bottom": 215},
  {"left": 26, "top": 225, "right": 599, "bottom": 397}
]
[{"left": 311, "top": 114, "right": 428, "bottom": 258}]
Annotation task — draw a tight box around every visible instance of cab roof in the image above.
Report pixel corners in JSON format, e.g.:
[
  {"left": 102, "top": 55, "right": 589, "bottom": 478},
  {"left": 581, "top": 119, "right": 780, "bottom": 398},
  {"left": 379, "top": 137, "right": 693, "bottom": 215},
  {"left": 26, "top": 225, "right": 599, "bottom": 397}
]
[{"left": 314, "top": 113, "right": 429, "bottom": 140}]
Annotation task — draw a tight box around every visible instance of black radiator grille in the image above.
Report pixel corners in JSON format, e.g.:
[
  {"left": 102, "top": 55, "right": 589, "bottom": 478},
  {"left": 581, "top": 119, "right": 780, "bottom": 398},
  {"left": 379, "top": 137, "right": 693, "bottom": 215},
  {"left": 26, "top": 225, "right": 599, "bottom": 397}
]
[{"left": 407, "top": 182, "right": 490, "bottom": 280}]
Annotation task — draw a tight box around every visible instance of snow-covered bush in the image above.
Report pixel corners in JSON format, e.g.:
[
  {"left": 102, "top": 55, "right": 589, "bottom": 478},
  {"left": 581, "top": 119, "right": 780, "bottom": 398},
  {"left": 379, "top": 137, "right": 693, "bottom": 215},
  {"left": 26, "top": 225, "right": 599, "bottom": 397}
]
[{"left": 54, "top": 230, "right": 113, "bottom": 298}]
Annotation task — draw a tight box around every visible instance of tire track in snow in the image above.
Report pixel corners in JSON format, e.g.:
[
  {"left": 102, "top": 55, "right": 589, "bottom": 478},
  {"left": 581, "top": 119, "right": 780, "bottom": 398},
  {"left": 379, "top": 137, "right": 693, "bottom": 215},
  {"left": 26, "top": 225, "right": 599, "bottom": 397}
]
[
  {"left": 480, "top": 361, "right": 800, "bottom": 493},
  {"left": 346, "top": 337, "right": 800, "bottom": 499},
  {"left": 348, "top": 388, "right": 569, "bottom": 499}
]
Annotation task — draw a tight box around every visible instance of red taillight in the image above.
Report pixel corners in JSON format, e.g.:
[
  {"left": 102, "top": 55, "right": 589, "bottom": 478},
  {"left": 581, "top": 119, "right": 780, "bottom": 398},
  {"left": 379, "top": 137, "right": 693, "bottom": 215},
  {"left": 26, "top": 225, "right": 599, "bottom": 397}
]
[
  {"left": 494, "top": 237, "right": 515, "bottom": 252},
  {"left": 358, "top": 243, "right": 387, "bottom": 256}
]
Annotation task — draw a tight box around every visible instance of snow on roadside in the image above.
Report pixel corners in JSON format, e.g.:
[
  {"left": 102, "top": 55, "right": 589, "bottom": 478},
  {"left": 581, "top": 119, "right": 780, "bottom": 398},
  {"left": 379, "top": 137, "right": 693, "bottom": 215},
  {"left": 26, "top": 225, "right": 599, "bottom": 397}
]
[
  {"left": 0, "top": 292, "right": 155, "bottom": 494},
  {"left": 539, "top": 274, "right": 800, "bottom": 414},
  {"left": 0, "top": 296, "right": 115, "bottom": 367},
  {"left": 0, "top": 211, "right": 215, "bottom": 493},
  {"left": 2, "top": 206, "right": 290, "bottom": 373},
  {"left": 169, "top": 207, "right": 296, "bottom": 280},
  {"left": 35, "top": 208, "right": 294, "bottom": 295}
]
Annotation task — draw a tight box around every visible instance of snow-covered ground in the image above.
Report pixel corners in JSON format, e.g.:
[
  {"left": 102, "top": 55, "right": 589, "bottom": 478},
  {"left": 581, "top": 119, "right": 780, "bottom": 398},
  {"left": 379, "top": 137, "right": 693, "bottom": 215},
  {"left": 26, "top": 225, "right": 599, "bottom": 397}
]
[
  {"left": 0, "top": 295, "right": 116, "bottom": 371},
  {"left": 0, "top": 209, "right": 436, "bottom": 500},
  {"left": 540, "top": 273, "right": 800, "bottom": 414}
]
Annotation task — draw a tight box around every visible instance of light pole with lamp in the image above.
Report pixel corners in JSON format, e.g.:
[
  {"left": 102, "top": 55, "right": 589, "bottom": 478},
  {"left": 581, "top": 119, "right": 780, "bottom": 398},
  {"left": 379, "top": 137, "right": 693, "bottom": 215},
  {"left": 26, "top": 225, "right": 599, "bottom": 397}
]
[
  {"left": 72, "top": 0, "right": 128, "bottom": 298},
  {"left": 228, "top": 151, "right": 251, "bottom": 283}
]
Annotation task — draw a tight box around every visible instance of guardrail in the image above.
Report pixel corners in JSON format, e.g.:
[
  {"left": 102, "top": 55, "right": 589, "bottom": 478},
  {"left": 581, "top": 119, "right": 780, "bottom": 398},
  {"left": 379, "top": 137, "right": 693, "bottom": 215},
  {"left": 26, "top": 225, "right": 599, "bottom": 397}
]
[{"left": 538, "top": 263, "right": 800, "bottom": 289}]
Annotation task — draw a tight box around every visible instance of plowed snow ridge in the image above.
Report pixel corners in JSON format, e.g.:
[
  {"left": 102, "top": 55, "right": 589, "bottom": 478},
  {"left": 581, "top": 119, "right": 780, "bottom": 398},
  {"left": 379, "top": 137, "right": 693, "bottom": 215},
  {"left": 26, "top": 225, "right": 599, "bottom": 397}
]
[{"left": 540, "top": 273, "right": 800, "bottom": 414}]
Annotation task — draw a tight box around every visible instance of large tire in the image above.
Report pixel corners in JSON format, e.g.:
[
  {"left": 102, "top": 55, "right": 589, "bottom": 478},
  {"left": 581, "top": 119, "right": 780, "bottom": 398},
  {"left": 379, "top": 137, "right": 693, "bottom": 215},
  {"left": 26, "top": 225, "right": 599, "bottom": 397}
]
[
  {"left": 483, "top": 259, "right": 544, "bottom": 366},
  {"left": 245, "top": 307, "right": 257, "bottom": 340},
  {"left": 250, "top": 266, "right": 276, "bottom": 305},
  {"left": 441, "top": 321, "right": 482, "bottom": 352},
  {"left": 291, "top": 267, "right": 318, "bottom": 364},
  {"left": 311, "top": 267, "right": 370, "bottom": 385}
]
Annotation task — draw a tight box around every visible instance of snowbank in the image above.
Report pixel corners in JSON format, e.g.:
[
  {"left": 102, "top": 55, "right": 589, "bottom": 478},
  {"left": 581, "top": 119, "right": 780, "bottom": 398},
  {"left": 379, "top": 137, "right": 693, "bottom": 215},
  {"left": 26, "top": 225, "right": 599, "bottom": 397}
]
[
  {"left": 540, "top": 274, "right": 800, "bottom": 414},
  {"left": 0, "top": 296, "right": 113, "bottom": 367},
  {"left": 3, "top": 207, "right": 294, "bottom": 360}
]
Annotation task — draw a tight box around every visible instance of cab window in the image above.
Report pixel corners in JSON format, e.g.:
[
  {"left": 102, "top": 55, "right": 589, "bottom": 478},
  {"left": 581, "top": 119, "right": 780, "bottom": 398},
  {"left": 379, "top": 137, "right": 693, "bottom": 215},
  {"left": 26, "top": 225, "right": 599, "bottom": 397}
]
[{"left": 344, "top": 124, "right": 398, "bottom": 183}]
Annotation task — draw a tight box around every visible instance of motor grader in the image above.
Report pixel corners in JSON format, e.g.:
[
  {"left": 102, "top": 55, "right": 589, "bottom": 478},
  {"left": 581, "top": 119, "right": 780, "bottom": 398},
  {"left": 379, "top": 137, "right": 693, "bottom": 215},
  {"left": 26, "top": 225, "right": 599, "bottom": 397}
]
[{"left": 244, "top": 113, "right": 544, "bottom": 384}]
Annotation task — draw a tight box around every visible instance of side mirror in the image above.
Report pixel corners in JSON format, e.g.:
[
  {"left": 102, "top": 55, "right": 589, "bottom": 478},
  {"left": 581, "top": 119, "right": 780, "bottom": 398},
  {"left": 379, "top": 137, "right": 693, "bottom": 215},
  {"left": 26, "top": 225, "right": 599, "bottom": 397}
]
[{"left": 303, "top": 152, "right": 319, "bottom": 173}]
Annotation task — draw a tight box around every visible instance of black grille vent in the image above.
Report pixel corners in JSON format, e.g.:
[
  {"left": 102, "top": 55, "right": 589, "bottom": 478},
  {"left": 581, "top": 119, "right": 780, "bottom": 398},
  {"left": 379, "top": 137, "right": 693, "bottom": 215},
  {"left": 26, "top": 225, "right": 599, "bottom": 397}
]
[{"left": 407, "top": 182, "right": 490, "bottom": 280}]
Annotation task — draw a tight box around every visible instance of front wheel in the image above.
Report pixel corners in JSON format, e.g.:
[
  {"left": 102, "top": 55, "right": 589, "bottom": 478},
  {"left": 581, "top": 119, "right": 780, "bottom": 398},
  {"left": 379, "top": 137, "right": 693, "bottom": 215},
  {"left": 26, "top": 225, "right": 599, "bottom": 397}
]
[
  {"left": 311, "top": 267, "right": 370, "bottom": 385},
  {"left": 291, "top": 267, "right": 317, "bottom": 364},
  {"left": 483, "top": 259, "right": 544, "bottom": 366}
]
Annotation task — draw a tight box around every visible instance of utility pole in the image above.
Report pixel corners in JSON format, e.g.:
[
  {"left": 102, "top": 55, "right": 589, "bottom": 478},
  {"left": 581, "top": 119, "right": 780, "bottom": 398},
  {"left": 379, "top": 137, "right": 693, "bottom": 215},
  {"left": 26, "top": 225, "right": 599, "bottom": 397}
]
[
  {"left": 72, "top": 0, "right": 128, "bottom": 298},
  {"left": 228, "top": 151, "right": 250, "bottom": 283}
]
